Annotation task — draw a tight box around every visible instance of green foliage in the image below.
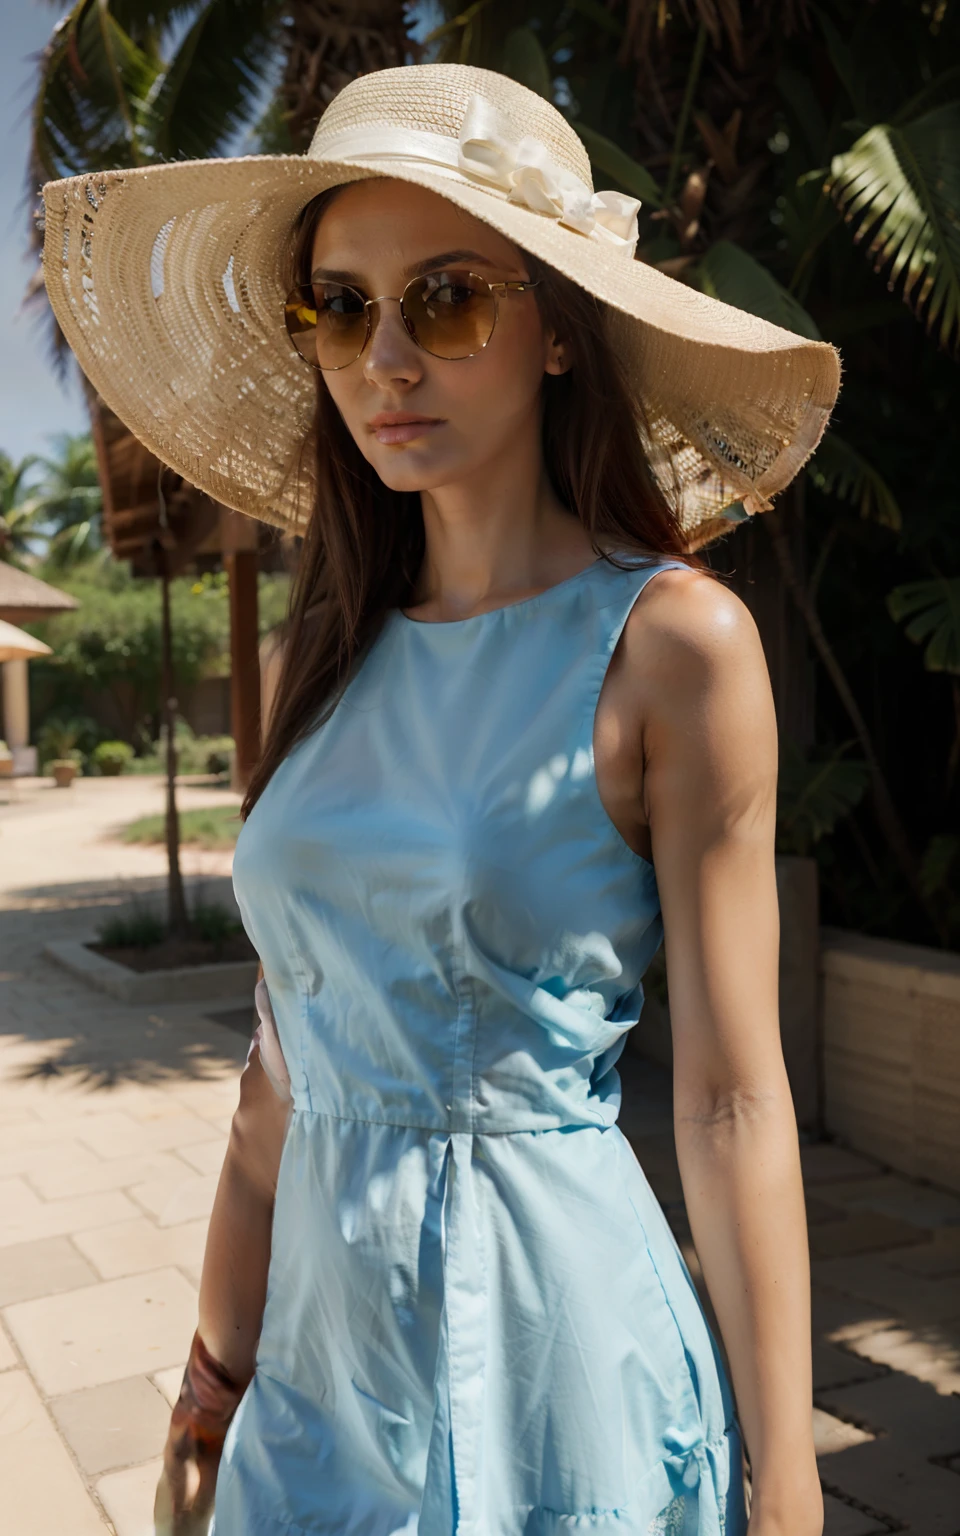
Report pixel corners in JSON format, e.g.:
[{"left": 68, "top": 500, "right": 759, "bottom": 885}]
[
  {"left": 98, "top": 904, "right": 167, "bottom": 950},
  {"left": 886, "top": 578, "right": 960, "bottom": 673},
  {"left": 30, "top": 564, "right": 289, "bottom": 744},
  {"left": 37, "top": 714, "right": 98, "bottom": 767},
  {"left": 826, "top": 101, "right": 960, "bottom": 355},
  {"left": 0, "top": 452, "right": 40, "bottom": 564},
  {"left": 807, "top": 432, "right": 902, "bottom": 529},
  {"left": 31, "top": 0, "right": 285, "bottom": 181},
  {"left": 91, "top": 739, "right": 135, "bottom": 775},
  {"left": 190, "top": 900, "right": 244, "bottom": 947},
  {"left": 97, "top": 893, "right": 243, "bottom": 954},
  {"left": 776, "top": 741, "right": 871, "bottom": 858},
  {"left": 121, "top": 804, "right": 241, "bottom": 849},
  {"left": 696, "top": 240, "right": 822, "bottom": 339}
]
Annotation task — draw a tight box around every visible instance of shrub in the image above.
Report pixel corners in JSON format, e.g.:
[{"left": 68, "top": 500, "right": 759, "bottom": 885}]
[
  {"left": 98, "top": 906, "right": 166, "bottom": 949},
  {"left": 37, "top": 714, "right": 98, "bottom": 767},
  {"left": 92, "top": 740, "right": 134, "bottom": 776}
]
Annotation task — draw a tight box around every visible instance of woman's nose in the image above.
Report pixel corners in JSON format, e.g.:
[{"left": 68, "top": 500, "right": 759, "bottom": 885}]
[{"left": 362, "top": 297, "right": 423, "bottom": 385}]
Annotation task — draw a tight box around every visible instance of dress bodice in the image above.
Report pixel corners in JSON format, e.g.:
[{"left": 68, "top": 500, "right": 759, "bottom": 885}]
[{"left": 232, "top": 553, "right": 691, "bottom": 1134}]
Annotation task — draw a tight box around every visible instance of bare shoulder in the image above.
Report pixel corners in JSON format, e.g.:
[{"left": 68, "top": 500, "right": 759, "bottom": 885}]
[{"left": 619, "top": 564, "right": 765, "bottom": 686}]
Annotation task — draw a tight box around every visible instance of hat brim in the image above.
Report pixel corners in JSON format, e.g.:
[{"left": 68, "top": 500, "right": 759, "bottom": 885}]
[{"left": 42, "top": 152, "right": 841, "bottom": 549}]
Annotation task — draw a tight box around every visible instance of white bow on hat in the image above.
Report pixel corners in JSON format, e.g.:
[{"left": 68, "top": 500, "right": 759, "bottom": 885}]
[
  {"left": 317, "top": 92, "right": 642, "bottom": 256},
  {"left": 456, "top": 94, "right": 641, "bottom": 252}
]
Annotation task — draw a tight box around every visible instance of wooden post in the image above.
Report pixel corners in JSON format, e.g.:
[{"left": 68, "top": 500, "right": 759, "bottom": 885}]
[{"left": 221, "top": 509, "right": 261, "bottom": 791}]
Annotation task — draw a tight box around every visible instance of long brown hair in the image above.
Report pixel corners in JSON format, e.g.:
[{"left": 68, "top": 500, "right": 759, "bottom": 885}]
[{"left": 242, "top": 185, "right": 708, "bottom": 816}]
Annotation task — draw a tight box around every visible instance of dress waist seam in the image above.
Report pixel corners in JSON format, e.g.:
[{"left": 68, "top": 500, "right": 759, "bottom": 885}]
[{"left": 290, "top": 1105, "right": 613, "bottom": 1135}]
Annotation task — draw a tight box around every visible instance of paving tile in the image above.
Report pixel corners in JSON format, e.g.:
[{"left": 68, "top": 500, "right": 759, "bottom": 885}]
[
  {"left": 809, "top": 1174, "right": 960, "bottom": 1229},
  {"left": 0, "top": 1369, "right": 107, "bottom": 1534},
  {"left": 819, "top": 1439, "right": 960, "bottom": 1531},
  {"left": 77, "top": 1110, "right": 222, "bottom": 1159},
  {"left": 151, "top": 1363, "right": 185, "bottom": 1407},
  {"left": 805, "top": 1194, "right": 848, "bottom": 1226},
  {"left": 3, "top": 1266, "right": 198, "bottom": 1395},
  {"left": 73, "top": 1216, "right": 208, "bottom": 1279},
  {"left": 176, "top": 1137, "right": 229, "bottom": 1176},
  {"left": 812, "top": 1406, "right": 874, "bottom": 1456},
  {"left": 820, "top": 1491, "right": 887, "bottom": 1536},
  {"left": 886, "top": 1226, "right": 960, "bottom": 1278},
  {"left": 0, "top": 1234, "right": 99, "bottom": 1305},
  {"left": 818, "top": 1372, "right": 960, "bottom": 1457},
  {"left": 812, "top": 1340, "right": 887, "bottom": 1393},
  {"left": 97, "top": 1456, "right": 163, "bottom": 1536},
  {"left": 842, "top": 1321, "right": 960, "bottom": 1395},
  {"left": 0, "top": 1137, "right": 101, "bottom": 1180},
  {"left": 130, "top": 1172, "right": 218, "bottom": 1227},
  {"left": 809, "top": 1211, "right": 931, "bottom": 1260},
  {"left": 0, "top": 1320, "right": 16, "bottom": 1370},
  {"left": 27, "top": 1148, "right": 188, "bottom": 1201},
  {"left": 0, "top": 1177, "right": 138, "bottom": 1249},
  {"left": 811, "top": 1283, "right": 897, "bottom": 1345},
  {"left": 801, "top": 1145, "right": 881, "bottom": 1185},
  {"left": 813, "top": 1254, "right": 960, "bottom": 1326},
  {"left": 51, "top": 1374, "right": 171, "bottom": 1476}
]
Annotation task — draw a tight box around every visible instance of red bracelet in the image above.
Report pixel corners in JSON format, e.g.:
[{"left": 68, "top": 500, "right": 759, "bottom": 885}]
[{"left": 170, "top": 1331, "right": 249, "bottom": 1447}]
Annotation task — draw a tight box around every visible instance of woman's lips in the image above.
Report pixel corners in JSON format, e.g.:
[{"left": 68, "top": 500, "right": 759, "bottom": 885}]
[{"left": 371, "top": 418, "right": 445, "bottom": 445}]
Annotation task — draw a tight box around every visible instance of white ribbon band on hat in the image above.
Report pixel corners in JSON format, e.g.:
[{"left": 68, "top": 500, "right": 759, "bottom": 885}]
[{"left": 317, "top": 92, "right": 642, "bottom": 256}]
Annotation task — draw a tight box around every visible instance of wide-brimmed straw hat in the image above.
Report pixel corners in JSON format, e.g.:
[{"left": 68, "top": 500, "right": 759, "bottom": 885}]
[{"left": 41, "top": 62, "right": 842, "bottom": 551}]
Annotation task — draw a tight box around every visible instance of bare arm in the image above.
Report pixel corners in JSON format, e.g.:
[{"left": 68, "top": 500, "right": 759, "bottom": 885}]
[
  {"left": 626, "top": 571, "right": 821, "bottom": 1533},
  {"left": 198, "top": 1037, "right": 292, "bottom": 1382},
  {"left": 154, "top": 1027, "right": 290, "bottom": 1533}
]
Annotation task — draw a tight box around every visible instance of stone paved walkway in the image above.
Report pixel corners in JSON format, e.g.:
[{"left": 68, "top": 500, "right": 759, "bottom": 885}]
[{"left": 1, "top": 779, "right": 959, "bottom": 1533}]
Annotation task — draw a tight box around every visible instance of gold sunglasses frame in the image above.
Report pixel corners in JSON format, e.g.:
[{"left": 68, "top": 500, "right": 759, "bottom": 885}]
[{"left": 284, "top": 269, "right": 542, "bottom": 371}]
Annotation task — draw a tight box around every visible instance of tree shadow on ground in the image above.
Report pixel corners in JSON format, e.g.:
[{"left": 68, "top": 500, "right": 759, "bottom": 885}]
[{"left": 0, "top": 873, "right": 251, "bottom": 1090}]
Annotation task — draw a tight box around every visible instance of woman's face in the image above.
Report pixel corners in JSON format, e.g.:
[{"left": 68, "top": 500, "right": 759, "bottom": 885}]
[{"left": 308, "top": 178, "right": 565, "bottom": 494}]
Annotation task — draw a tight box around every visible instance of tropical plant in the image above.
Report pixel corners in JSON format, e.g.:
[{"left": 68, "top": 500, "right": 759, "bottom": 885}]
[
  {"left": 18, "top": 433, "right": 104, "bottom": 568},
  {"left": 0, "top": 452, "right": 40, "bottom": 565}
]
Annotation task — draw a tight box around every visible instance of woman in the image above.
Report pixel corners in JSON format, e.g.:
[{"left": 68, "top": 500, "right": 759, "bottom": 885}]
[{"left": 42, "top": 64, "right": 840, "bottom": 1536}]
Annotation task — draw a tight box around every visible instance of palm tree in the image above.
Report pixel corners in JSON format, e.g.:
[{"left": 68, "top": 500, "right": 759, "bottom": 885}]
[
  {"left": 0, "top": 453, "right": 40, "bottom": 565},
  {"left": 23, "top": 433, "right": 103, "bottom": 569}
]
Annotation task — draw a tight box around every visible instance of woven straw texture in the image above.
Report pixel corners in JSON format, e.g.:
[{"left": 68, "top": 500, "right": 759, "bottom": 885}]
[{"left": 41, "top": 63, "right": 843, "bottom": 550}]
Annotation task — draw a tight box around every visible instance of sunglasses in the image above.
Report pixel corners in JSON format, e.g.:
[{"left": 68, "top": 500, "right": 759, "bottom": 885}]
[{"left": 283, "top": 268, "right": 541, "bottom": 371}]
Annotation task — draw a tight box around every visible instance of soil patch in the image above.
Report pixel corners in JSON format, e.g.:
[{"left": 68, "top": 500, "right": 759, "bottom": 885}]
[{"left": 90, "top": 932, "right": 256, "bottom": 972}]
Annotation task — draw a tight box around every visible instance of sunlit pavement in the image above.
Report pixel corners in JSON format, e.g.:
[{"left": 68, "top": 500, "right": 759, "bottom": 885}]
[{"left": 0, "top": 779, "right": 958, "bottom": 1533}]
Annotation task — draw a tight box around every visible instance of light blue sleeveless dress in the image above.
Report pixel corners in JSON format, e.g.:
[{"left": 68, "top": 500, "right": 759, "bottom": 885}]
[{"left": 216, "top": 552, "right": 747, "bottom": 1536}]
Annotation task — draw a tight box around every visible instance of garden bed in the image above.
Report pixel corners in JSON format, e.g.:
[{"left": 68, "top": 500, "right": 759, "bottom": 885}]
[{"left": 91, "top": 929, "right": 255, "bottom": 972}]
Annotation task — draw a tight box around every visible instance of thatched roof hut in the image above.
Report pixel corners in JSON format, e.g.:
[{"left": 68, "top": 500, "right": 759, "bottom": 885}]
[{"left": 0, "top": 563, "right": 78, "bottom": 625}]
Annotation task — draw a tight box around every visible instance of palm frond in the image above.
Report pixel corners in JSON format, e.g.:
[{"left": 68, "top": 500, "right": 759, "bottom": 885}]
[
  {"left": 31, "top": 0, "right": 163, "bottom": 179},
  {"left": 572, "top": 122, "right": 664, "bottom": 208},
  {"left": 695, "top": 239, "right": 821, "bottom": 338},
  {"left": 776, "top": 739, "right": 870, "bottom": 856},
  {"left": 806, "top": 431, "right": 902, "bottom": 529},
  {"left": 147, "top": 0, "right": 283, "bottom": 161},
  {"left": 502, "top": 27, "right": 552, "bottom": 100},
  {"left": 825, "top": 103, "right": 960, "bottom": 354},
  {"left": 886, "top": 577, "right": 960, "bottom": 673}
]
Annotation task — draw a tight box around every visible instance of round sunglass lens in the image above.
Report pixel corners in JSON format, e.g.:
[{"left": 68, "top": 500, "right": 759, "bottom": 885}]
[
  {"left": 405, "top": 271, "right": 496, "bottom": 360},
  {"left": 284, "top": 286, "right": 321, "bottom": 365},
  {"left": 284, "top": 282, "right": 368, "bottom": 369}
]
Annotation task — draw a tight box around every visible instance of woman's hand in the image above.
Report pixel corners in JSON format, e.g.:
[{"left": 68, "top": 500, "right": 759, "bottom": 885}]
[{"left": 153, "top": 1330, "right": 248, "bottom": 1535}]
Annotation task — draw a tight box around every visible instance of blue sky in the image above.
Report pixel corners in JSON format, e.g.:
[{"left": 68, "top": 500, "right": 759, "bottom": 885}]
[{"left": 1, "top": 2, "right": 88, "bottom": 465}]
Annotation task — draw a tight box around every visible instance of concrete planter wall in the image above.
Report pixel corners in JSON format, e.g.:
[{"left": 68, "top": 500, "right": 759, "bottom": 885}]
[{"left": 820, "top": 927, "right": 960, "bottom": 1194}]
